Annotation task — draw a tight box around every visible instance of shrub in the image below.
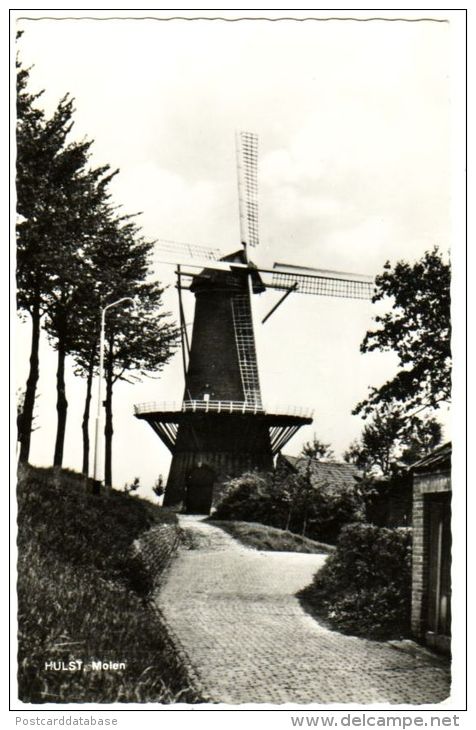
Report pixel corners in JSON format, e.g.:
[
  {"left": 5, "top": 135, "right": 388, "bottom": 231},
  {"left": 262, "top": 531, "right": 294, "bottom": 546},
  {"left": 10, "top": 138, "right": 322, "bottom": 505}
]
[
  {"left": 300, "top": 522, "right": 412, "bottom": 639},
  {"left": 302, "top": 481, "right": 366, "bottom": 544},
  {"left": 212, "top": 471, "right": 282, "bottom": 524},
  {"left": 213, "top": 469, "right": 366, "bottom": 544}
]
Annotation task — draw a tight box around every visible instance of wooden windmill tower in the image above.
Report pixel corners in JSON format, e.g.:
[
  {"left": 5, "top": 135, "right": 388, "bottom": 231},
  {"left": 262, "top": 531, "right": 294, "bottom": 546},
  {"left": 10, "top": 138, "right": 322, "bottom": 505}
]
[{"left": 134, "top": 132, "right": 373, "bottom": 513}]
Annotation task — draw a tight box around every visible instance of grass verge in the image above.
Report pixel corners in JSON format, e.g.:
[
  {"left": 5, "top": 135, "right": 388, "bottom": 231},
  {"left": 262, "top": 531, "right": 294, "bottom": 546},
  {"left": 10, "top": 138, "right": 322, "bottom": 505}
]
[
  {"left": 208, "top": 519, "right": 334, "bottom": 553},
  {"left": 17, "top": 465, "right": 200, "bottom": 704}
]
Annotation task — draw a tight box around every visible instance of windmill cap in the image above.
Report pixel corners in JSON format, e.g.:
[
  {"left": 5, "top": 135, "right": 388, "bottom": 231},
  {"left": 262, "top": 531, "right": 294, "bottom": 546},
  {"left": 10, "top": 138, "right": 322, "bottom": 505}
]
[{"left": 190, "top": 249, "right": 266, "bottom": 294}]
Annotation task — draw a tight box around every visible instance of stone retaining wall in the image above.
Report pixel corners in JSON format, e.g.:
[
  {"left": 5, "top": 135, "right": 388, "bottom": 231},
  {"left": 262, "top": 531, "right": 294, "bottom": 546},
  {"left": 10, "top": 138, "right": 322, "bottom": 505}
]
[{"left": 127, "top": 523, "right": 182, "bottom": 595}]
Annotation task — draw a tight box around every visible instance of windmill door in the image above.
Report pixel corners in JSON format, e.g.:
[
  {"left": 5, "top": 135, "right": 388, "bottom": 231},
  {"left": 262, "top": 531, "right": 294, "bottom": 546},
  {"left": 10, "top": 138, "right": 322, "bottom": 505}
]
[
  {"left": 185, "top": 464, "right": 216, "bottom": 514},
  {"left": 426, "top": 494, "right": 451, "bottom": 643}
]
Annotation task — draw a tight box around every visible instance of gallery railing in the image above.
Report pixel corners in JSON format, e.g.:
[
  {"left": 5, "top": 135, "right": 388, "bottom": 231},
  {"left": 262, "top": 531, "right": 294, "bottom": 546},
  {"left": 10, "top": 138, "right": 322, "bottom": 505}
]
[{"left": 134, "top": 399, "right": 314, "bottom": 419}]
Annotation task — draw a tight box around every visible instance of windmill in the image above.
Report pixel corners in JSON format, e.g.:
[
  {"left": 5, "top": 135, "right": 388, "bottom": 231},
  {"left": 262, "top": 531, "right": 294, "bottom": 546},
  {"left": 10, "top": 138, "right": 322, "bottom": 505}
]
[{"left": 134, "top": 132, "right": 373, "bottom": 514}]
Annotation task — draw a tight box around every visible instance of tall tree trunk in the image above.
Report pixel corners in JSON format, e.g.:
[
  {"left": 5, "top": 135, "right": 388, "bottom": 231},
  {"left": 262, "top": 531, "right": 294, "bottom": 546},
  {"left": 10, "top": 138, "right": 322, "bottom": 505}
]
[
  {"left": 19, "top": 298, "right": 41, "bottom": 463},
  {"left": 53, "top": 334, "right": 68, "bottom": 467},
  {"left": 104, "top": 338, "right": 114, "bottom": 488},
  {"left": 81, "top": 356, "right": 94, "bottom": 475}
]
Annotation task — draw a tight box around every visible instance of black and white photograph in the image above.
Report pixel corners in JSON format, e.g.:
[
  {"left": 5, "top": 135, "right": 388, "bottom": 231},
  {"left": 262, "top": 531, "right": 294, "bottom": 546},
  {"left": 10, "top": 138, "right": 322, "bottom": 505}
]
[{"left": 11, "top": 8, "right": 466, "bottom": 715}]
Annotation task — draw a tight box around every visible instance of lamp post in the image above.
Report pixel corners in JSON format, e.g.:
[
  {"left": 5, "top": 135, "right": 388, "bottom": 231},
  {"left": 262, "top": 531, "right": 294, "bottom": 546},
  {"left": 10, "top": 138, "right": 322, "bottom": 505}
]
[{"left": 92, "top": 297, "right": 135, "bottom": 491}]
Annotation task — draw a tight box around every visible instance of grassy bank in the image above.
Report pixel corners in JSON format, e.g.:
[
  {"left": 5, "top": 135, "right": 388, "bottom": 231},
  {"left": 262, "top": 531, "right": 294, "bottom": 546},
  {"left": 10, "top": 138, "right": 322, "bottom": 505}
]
[
  {"left": 209, "top": 520, "right": 334, "bottom": 554},
  {"left": 17, "top": 465, "right": 200, "bottom": 704}
]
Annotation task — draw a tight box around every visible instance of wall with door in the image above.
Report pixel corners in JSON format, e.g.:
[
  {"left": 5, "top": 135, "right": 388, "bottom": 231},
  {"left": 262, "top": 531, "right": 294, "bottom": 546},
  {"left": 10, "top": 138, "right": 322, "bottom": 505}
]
[{"left": 411, "top": 443, "right": 452, "bottom": 654}]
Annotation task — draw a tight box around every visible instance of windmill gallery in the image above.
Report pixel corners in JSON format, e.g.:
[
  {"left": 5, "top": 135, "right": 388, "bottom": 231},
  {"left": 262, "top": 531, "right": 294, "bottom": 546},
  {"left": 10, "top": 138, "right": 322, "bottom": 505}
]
[{"left": 134, "top": 132, "right": 374, "bottom": 514}]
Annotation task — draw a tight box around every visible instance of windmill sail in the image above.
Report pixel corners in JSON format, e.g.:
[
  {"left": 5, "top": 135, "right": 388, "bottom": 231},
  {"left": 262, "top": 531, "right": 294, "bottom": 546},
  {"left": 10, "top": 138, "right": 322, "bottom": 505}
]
[
  {"left": 271, "top": 263, "right": 374, "bottom": 300},
  {"left": 236, "top": 131, "right": 259, "bottom": 249},
  {"left": 154, "top": 239, "right": 223, "bottom": 264},
  {"left": 156, "top": 255, "right": 374, "bottom": 302}
]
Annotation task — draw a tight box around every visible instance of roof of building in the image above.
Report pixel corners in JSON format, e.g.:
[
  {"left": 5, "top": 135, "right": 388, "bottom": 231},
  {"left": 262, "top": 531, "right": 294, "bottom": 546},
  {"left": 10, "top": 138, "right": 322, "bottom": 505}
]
[
  {"left": 410, "top": 442, "right": 452, "bottom": 473},
  {"left": 279, "top": 454, "right": 362, "bottom": 488}
]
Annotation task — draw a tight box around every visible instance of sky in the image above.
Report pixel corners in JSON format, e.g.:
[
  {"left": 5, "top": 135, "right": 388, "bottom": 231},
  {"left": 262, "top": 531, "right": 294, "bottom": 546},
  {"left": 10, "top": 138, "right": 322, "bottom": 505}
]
[{"left": 13, "top": 11, "right": 460, "bottom": 498}]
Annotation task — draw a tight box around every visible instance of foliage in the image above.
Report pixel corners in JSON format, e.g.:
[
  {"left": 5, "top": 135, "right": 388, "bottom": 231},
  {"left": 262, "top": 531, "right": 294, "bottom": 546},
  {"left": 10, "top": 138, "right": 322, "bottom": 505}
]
[
  {"left": 17, "top": 54, "right": 116, "bottom": 326},
  {"left": 344, "top": 404, "right": 442, "bottom": 477},
  {"left": 16, "top": 58, "right": 71, "bottom": 460},
  {"left": 124, "top": 476, "right": 140, "bottom": 494},
  {"left": 354, "top": 247, "right": 451, "bottom": 418},
  {"left": 300, "top": 436, "right": 334, "bottom": 460},
  {"left": 302, "top": 479, "right": 366, "bottom": 544},
  {"left": 212, "top": 468, "right": 366, "bottom": 545},
  {"left": 346, "top": 250, "right": 446, "bottom": 475},
  {"left": 40, "top": 144, "right": 115, "bottom": 467},
  {"left": 398, "top": 418, "right": 443, "bottom": 467},
  {"left": 17, "top": 465, "right": 199, "bottom": 703},
  {"left": 16, "top": 67, "right": 95, "bottom": 318},
  {"left": 299, "top": 523, "right": 412, "bottom": 639},
  {"left": 212, "top": 472, "right": 279, "bottom": 524},
  {"left": 16, "top": 48, "right": 114, "bottom": 465},
  {"left": 274, "top": 466, "right": 316, "bottom": 534},
  {"left": 69, "top": 209, "right": 178, "bottom": 480},
  {"left": 104, "top": 278, "right": 178, "bottom": 386},
  {"left": 361, "top": 473, "right": 413, "bottom": 528},
  {"left": 153, "top": 475, "right": 165, "bottom": 500},
  {"left": 71, "top": 207, "right": 179, "bottom": 484}
]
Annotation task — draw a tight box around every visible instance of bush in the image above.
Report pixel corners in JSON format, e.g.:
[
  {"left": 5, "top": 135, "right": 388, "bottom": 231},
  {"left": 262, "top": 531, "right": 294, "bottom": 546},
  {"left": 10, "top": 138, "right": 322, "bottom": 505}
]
[
  {"left": 302, "top": 481, "right": 366, "bottom": 544},
  {"left": 299, "top": 522, "right": 412, "bottom": 639},
  {"left": 213, "top": 469, "right": 366, "bottom": 544},
  {"left": 212, "top": 471, "right": 280, "bottom": 524}
]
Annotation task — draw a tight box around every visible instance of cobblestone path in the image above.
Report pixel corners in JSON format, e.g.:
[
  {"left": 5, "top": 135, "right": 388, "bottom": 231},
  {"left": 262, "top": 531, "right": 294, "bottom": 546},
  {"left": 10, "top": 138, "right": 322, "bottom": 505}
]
[{"left": 154, "top": 516, "right": 450, "bottom": 705}]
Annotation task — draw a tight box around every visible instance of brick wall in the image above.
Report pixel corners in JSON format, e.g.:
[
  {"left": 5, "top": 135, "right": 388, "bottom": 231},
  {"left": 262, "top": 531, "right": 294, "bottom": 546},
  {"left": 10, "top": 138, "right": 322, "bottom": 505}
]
[
  {"left": 186, "top": 288, "right": 245, "bottom": 401},
  {"left": 411, "top": 469, "right": 451, "bottom": 640},
  {"left": 411, "top": 484, "right": 426, "bottom": 637}
]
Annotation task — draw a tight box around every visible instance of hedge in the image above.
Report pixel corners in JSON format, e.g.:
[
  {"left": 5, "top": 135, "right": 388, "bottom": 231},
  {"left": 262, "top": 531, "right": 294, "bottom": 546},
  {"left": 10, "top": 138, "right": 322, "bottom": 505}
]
[{"left": 300, "top": 522, "right": 412, "bottom": 639}]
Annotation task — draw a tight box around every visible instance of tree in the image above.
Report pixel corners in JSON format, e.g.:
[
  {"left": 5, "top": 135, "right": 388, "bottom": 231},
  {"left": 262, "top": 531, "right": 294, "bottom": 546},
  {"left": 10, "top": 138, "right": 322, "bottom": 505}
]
[
  {"left": 282, "top": 469, "right": 316, "bottom": 536},
  {"left": 354, "top": 248, "right": 451, "bottom": 419},
  {"left": 102, "top": 279, "right": 179, "bottom": 487},
  {"left": 16, "top": 58, "right": 73, "bottom": 462},
  {"left": 64, "top": 203, "right": 179, "bottom": 481},
  {"left": 16, "top": 387, "right": 39, "bottom": 440},
  {"left": 152, "top": 475, "right": 165, "bottom": 501},
  {"left": 344, "top": 404, "right": 442, "bottom": 477},
  {"left": 16, "top": 48, "right": 114, "bottom": 465},
  {"left": 273, "top": 461, "right": 316, "bottom": 534},
  {"left": 300, "top": 435, "right": 334, "bottom": 460},
  {"left": 42, "top": 158, "right": 116, "bottom": 467},
  {"left": 68, "top": 209, "right": 137, "bottom": 475},
  {"left": 398, "top": 417, "right": 443, "bottom": 468},
  {"left": 71, "top": 304, "right": 100, "bottom": 475},
  {"left": 124, "top": 476, "right": 140, "bottom": 494}
]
